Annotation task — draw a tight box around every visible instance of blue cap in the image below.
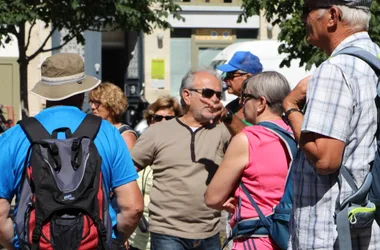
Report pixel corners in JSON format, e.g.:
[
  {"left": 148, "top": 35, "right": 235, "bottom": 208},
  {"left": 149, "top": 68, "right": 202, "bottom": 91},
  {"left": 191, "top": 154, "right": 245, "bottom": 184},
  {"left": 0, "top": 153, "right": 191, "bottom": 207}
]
[{"left": 217, "top": 51, "right": 263, "bottom": 74}]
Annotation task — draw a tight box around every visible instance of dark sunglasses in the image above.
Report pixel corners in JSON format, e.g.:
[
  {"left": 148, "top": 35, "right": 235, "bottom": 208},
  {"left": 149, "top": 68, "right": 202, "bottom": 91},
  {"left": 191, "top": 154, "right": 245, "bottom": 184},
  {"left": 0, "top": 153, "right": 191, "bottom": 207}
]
[
  {"left": 301, "top": 5, "right": 331, "bottom": 20},
  {"left": 188, "top": 88, "right": 223, "bottom": 100},
  {"left": 224, "top": 71, "right": 248, "bottom": 80},
  {"left": 152, "top": 114, "right": 175, "bottom": 122}
]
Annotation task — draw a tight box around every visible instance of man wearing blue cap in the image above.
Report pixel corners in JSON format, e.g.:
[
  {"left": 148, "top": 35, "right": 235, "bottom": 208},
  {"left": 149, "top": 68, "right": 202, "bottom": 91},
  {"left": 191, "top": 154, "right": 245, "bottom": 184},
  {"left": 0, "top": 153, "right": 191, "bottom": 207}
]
[
  {"left": 217, "top": 51, "right": 263, "bottom": 126},
  {"left": 284, "top": 0, "right": 380, "bottom": 249}
]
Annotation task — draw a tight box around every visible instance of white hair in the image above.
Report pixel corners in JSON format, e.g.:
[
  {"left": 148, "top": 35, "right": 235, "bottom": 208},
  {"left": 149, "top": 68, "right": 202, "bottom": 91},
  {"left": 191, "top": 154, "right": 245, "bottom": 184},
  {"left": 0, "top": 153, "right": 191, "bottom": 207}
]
[
  {"left": 179, "top": 67, "right": 222, "bottom": 108},
  {"left": 337, "top": 5, "right": 371, "bottom": 30},
  {"left": 317, "top": 5, "right": 370, "bottom": 30}
]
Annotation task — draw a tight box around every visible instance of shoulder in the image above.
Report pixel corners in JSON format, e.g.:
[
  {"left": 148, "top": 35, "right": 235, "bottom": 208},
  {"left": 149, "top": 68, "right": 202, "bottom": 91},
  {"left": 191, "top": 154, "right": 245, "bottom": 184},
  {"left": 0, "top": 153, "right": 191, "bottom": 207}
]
[
  {"left": 327, "top": 38, "right": 380, "bottom": 79},
  {"left": 119, "top": 124, "right": 138, "bottom": 138},
  {"left": 0, "top": 125, "right": 29, "bottom": 159},
  {"left": 227, "top": 131, "right": 249, "bottom": 153}
]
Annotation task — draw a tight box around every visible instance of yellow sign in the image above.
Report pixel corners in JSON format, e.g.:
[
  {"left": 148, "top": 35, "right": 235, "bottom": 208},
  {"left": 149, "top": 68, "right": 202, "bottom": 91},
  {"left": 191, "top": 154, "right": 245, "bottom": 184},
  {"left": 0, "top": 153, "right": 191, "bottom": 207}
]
[
  {"left": 195, "top": 29, "right": 233, "bottom": 41},
  {"left": 151, "top": 59, "right": 165, "bottom": 79}
]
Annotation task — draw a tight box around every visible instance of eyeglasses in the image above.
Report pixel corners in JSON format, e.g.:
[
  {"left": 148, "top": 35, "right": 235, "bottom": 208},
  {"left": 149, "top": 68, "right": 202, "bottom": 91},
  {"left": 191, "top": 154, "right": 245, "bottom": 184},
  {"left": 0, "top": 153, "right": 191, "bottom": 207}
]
[
  {"left": 188, "top": 88, "right": 223, "bottom": 100},
  {"left": 301, "top": 5, "right": 331, "bottom": 20},
  {"left": 241, "top": 93, "right": 257, "bottom": 105},
  {"left": 89, "top": 100, "right": 102, "bottom": 109},
  {"left": 224, "top": 71, "right": 248, "bottom": 81},
  {"left": 240, "top": 92, "right": 271, "bottom": 106},
  {"left": 152, "top": 114, "right": 175, "bottom": 122}
]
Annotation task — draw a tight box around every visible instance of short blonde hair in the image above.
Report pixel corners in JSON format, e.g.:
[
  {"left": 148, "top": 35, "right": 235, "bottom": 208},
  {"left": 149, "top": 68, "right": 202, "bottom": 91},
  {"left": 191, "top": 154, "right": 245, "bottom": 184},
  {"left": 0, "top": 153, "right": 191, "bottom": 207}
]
[
  {"left": 89, "top": 82, "right": 128, "bottom": 122},
  {"left": 144, "top": 96, "right": 182, "bottom": 125}
]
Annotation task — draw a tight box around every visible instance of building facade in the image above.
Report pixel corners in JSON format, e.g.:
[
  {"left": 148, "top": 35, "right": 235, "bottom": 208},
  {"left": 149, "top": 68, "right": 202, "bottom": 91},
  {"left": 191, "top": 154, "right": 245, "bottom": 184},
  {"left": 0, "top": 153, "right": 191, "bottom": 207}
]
[{"left": 2, "top": 0, "right": 281, "bottom": 126}]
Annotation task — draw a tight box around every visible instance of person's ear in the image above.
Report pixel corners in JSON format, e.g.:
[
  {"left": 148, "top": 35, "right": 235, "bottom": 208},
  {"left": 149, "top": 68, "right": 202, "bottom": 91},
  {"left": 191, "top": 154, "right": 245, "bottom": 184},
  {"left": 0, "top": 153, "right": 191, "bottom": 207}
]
[
  {"left": 257, "top": 96, "right": 268, "bottom": 113},
  {"left": 182, "top": 89, "right": 192, "bottom": 106},
  {"left": 327, "top": 6, "right": 340, "bottom": 27}
]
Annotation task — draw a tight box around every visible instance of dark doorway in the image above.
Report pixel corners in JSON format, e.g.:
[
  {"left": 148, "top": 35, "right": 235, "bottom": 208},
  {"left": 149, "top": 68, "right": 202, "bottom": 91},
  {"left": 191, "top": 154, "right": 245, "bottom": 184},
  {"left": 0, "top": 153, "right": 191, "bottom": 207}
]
[{"left": 101, "top": 47, "right": 127, "bottom": 90}]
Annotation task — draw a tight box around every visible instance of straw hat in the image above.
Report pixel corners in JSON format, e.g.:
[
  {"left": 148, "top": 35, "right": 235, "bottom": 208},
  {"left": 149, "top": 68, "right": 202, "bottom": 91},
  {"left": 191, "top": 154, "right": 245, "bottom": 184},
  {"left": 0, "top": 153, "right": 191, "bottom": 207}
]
[{"left": 31, "top": 53, "right": 101, "bottom": 101}]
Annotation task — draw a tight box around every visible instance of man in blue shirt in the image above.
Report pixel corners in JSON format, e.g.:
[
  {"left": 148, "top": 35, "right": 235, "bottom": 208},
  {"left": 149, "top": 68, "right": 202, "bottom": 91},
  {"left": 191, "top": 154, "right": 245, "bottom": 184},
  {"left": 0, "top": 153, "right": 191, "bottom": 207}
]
[{"left": 0, "top": 53, "right": 143, "bottom": 249}]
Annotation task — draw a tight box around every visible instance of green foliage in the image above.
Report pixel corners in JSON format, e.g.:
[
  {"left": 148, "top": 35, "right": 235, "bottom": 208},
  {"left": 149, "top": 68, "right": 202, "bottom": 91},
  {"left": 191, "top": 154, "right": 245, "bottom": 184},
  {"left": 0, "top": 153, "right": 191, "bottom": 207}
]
[
  {"left": 0, "top": 0, "right": 183, "bottom": 116},
  {"left": 0, "top": 0, "right": 183, "bottom": 52},
  {"left": 240, "top": 0, "right": 380, "bottom": 70}
]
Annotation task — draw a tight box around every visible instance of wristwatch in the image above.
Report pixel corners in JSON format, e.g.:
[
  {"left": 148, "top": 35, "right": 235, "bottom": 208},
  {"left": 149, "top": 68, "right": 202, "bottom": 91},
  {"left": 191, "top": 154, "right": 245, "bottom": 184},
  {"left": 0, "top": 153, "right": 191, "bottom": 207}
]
[{"left": 222, "top": 109, "right": 233, "bottom": 124}]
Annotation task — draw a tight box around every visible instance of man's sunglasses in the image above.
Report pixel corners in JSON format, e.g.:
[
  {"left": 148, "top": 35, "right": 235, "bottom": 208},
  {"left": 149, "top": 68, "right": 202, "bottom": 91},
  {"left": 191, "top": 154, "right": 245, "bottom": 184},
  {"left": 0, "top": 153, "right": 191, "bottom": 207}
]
[
  {"left": 152, "top": 114, "right": 175, "bottom": 122},
  {"left": 301, "top": 5, "right": 331, "bottom": 20},
  {"left": 188, "top": 88, "right": 223, "bottom": 100},
  {"left": 224, "top": 71, "right": 248, "bottom": 80}
]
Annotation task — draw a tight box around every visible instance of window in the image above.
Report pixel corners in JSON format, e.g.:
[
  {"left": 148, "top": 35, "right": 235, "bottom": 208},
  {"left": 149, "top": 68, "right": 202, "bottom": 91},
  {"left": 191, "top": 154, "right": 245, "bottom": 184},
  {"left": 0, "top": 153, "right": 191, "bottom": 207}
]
[
  {"left": 236, "top": 29, "right": 259, "bottom": 39},
  {"left": 224, "top": 0, "right": 232, "bottom": 3}
]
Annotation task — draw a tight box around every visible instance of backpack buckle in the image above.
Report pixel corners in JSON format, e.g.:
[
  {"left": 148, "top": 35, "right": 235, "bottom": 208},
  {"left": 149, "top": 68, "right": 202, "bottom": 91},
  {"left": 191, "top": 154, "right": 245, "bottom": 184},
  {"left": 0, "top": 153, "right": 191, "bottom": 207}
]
[
  {"left": 72, "top": 139, "right": 81, "bottom": 151},
  {"left": 32, "top": 225, "right": 42, "bottom": 242},
  {"left": 49, "top": 143, "right": 59, "bottom": 155},
  {"left": 94, "top": 218, "right": 107, "bottom": 236}
]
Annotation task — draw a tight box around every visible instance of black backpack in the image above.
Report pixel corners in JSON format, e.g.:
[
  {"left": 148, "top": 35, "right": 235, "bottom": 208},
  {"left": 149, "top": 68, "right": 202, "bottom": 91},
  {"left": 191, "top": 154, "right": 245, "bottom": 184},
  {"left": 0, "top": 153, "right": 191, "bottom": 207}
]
[{"left": 15, "top": 114, "right": 112, "bottom": 250}]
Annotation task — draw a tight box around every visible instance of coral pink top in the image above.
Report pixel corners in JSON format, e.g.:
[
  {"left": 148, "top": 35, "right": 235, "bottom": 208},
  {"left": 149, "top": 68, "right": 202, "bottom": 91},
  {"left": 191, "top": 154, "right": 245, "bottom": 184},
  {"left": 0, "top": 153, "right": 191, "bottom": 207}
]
[{"left": 231, "top": 119, "right": 292, "bottom": 250}]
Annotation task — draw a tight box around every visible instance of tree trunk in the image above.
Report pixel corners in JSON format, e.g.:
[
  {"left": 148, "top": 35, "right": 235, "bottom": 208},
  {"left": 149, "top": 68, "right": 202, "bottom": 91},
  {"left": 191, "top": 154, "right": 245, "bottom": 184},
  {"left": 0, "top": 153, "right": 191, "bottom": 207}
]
[{"left": 17, "top": 22, "right": 30, "bottom": 119}]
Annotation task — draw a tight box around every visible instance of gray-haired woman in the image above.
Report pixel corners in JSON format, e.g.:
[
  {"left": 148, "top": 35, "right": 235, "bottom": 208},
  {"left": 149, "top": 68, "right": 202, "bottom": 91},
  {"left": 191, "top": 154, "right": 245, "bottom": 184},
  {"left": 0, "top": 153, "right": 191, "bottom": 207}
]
[{"left": 205, "top": 71, "right": 292, "bottom": 250}]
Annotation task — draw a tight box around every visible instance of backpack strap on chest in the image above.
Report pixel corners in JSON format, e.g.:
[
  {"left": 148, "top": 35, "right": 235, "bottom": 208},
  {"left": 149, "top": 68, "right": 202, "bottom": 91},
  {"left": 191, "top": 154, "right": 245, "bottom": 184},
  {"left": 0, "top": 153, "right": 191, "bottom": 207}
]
[{"left": 72, "top": 114, "right": 102, "bottom": 139}]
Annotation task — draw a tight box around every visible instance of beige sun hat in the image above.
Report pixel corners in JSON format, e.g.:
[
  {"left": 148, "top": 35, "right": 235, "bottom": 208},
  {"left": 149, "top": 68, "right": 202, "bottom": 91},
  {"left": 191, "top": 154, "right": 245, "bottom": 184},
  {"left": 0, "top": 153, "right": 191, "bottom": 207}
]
[{"left": 31, "top": 53, "right": 101, "bottom": 101}]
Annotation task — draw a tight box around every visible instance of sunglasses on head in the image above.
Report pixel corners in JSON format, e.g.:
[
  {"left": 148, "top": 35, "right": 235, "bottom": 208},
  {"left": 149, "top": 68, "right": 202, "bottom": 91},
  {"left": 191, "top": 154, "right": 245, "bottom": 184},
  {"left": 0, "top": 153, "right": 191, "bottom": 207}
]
[
  {"left": 224, "top": 71, "right": 248, "bottom": 80},
  {"left": 152, "top": 114, "right": 175, "bottom": 122},
  {"left": 188, "top": 88, "right": 223, "bottom": 100},
  {"left": 301, "top": 5, "right": 331, "bottom": 20}
]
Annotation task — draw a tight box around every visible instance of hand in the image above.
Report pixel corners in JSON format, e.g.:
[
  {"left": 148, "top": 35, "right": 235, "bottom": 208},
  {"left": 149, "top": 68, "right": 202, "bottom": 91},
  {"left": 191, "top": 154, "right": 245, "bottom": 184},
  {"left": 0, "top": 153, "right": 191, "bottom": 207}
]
[
  {"left": 283, "top": 75, "right": 310, "bottom": 111},
  {"left": 222, "top": 197, "right": 237, "bottom": 214},
  {"left": 124, "top": 240, "right": 130, "bottom": 249},
  {"left": 199, "top": 96, "right": 227, "bottom": 123}
]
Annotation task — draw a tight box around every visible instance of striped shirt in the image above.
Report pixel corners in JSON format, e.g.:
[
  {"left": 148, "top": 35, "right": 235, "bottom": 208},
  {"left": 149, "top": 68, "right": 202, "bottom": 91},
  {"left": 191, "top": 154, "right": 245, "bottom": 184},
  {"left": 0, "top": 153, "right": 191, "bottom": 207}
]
[{"left": 290, "top": 32, "right": 380, "bottom": 249}]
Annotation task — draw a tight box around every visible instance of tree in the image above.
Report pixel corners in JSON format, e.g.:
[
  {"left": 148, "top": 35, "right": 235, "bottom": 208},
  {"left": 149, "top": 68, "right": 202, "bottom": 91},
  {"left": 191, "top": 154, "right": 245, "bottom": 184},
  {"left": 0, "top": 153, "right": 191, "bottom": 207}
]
[
  {"left": 0, "top": 0, "right": 183, "bottom": 118},
  {"left": 239, "top": 1, "right": 380, "bottom": 71}
]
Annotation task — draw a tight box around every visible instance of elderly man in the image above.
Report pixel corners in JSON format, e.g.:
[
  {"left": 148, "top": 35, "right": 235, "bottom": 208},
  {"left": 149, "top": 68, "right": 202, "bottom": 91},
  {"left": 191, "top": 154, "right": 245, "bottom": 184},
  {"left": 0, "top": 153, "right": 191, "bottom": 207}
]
[
  {"left": 284, "top": 0, "right": 380, "bottom": 249},
  {"left": 0, "top": 53, "right": 143, "bottom": 249},
  {"left": 217, "top": 51, "right": 263, "bottom": 126},
  {"left": 131, "top": 68, "right": 231, "bottom": 250}
]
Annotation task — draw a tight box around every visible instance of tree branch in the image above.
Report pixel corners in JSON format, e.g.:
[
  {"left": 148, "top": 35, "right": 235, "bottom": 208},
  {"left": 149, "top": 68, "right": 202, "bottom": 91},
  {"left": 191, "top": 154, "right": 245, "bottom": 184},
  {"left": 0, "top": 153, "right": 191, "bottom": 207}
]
[
  {"left": 39, "top": 36, "right": 75, "bottom": 53},
  {"left": 27, "top": 26, "right": 57, "bottom": 62},
  {"left": 24, "top": 19, "right": 37, "bottom": 51}
]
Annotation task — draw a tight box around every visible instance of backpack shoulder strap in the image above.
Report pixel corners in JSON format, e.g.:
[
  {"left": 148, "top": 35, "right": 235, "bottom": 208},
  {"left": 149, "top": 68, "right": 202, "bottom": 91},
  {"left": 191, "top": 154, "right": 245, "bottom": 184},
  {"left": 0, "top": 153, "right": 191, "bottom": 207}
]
[
  {"left": 258, "top": 121, "right": 297, "bottom": 160},
  {"left": 334, "top": 46, "right": 380, "bottom": 140},
  {"left": 333, "top": 47, "right": 380, "bottom": 76},
  {"left": 18, "top": 117, "right": 52, "bottom": 143},
  {"left": 72, "top": 114, "right": 102, "bottom": 140}
]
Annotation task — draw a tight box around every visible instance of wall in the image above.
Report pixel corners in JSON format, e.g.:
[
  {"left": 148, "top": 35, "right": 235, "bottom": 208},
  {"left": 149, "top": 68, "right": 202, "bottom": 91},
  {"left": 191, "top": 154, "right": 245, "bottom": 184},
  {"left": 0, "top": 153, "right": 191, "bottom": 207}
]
[
  {"left": 143, "top": 29, "right": 172, "bottom": 104},
  {"left": 0, "top": 34, "right": 19, "bottom": 57},
  {"left": 144, "top": 3, "right": 260, "bottom": 103},
  {"left": 26, "top": 21, "right": 53, "bottom": 117}
]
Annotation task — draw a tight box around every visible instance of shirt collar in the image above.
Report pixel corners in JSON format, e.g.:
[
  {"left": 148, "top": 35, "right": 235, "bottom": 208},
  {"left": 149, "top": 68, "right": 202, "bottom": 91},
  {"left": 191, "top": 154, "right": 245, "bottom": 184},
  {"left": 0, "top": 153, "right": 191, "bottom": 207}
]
[{"left": 331, "top": 31, "right": 371, "bottom": 56}]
